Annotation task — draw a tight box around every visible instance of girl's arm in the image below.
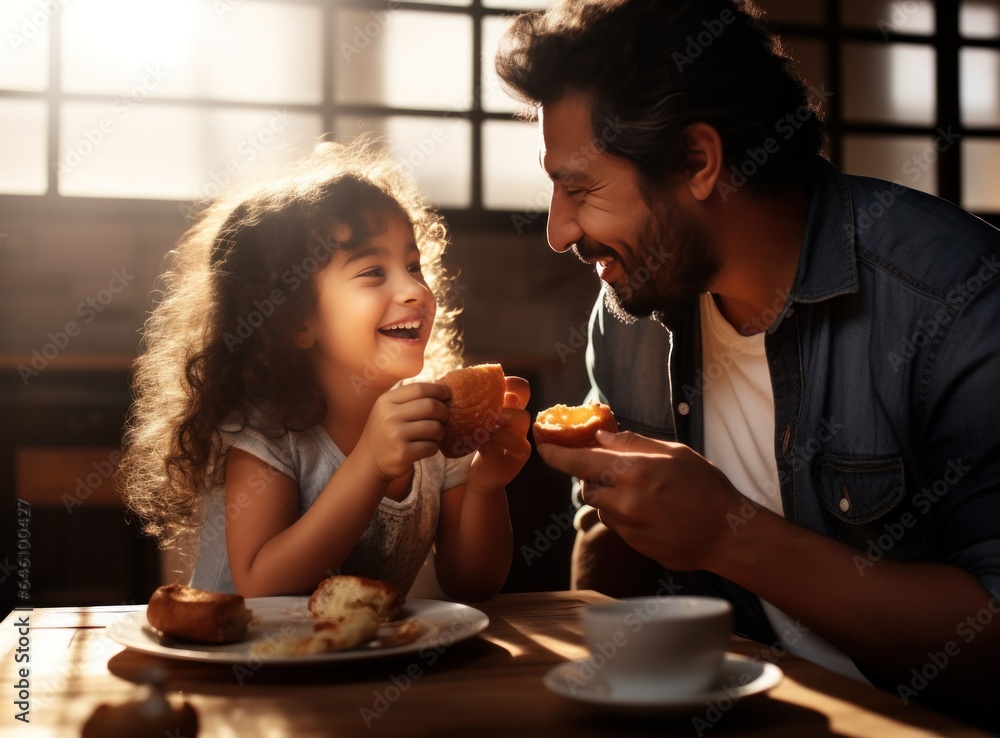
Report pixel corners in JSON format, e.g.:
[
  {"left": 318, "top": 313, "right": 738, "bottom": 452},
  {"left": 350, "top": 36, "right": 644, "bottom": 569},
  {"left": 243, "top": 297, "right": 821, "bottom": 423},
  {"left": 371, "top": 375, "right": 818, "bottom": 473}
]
[
  {"left": 434, "top": 377, "right": 532, "bottom": 601},
  {"left": 225, "top": 382, "right": 450, "bottom": 597}
]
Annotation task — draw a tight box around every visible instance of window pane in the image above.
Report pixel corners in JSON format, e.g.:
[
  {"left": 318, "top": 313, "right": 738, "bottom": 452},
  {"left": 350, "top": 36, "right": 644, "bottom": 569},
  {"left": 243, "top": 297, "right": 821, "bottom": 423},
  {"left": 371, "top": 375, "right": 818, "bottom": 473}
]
[
  {"left": 0, "top": 0, "right": 49, "bottom": 91},
  {"left": 483, "top": 16, "right": 524, "bottom": 113},
  {"left": 483, "top": 120, "right": 550, "bottom": 211},
  {"left": 336, "top": 116, "right": 471, "bottom": 208},
  {"left": 194, "top": 2, "right": 323, "bottom": 104},
  {"left": 62, "top": 0, "right": 321, "bottom": 104},
  {"left": 754, "top": 0, "right": 824, "bottom": 24},
  {"left": 961, "top": 1, "right": 1000, "bottom": 38},
  {"left": 0, "top": 100, "right": 47, "bottom": 194},
  {"left": 963, "top": 139, "right": 1000, "bottom": 211},
  {"left": 61, "top": 0, "right": 200, "bottom": 95},
  {"left": 334, "top": 10, "right": 472, "bottom": 110},
  {"left": 842, "top": 43, "right": 936, "bottom": 124},
  {"left": 842, "top": 0, "right": 935, "bottom": 35},
  {"left": 60, "top": 103, "right": 322, "bottom": 200},
  {"left": 842, "top": 135, "right": 937, "bottom": 196},
  {"left": 961, "top": 49, "right": 1000, "bottom": 126}
]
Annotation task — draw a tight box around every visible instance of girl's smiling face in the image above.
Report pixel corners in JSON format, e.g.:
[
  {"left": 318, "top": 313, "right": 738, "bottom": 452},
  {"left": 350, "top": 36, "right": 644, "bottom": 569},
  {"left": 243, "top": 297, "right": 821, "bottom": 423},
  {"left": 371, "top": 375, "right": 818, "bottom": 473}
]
[{"left": 301, "top": 211, "right": 436, "bottom": 391}]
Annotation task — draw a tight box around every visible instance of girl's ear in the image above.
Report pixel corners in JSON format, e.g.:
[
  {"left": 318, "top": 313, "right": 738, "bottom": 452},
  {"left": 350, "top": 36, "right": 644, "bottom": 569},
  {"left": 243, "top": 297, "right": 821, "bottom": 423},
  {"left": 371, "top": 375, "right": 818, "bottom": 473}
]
[{"left": 294, "top": 324, "right": 315, "bottom": 350}]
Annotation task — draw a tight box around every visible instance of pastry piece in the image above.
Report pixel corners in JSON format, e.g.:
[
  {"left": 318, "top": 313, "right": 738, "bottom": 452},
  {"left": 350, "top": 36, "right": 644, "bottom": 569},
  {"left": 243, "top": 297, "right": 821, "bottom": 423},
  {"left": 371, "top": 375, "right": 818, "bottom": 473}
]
[
  {"left": 308, "top": 575, "right": 405, "bottom": 622},
  {"left": 380, "top": 618, "right": 426, "bottom": 648},
  {"left": 437, "top": 363, "right": 506, "bottom": 458},
  {"left": 532, "top": 401, "right": 618, "bottom": 448},
  {"left": 146, "top": 582, "right": 252, "bottom": 644},
  {"left": 287, "top": 607, "right": 381, "bottom": 655}
]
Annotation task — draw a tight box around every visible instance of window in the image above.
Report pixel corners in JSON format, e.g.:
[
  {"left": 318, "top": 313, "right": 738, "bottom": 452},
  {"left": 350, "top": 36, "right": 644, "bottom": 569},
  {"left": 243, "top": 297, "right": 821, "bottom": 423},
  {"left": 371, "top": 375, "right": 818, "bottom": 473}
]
[
  {"left": 3, "top": 1, "right": 997, "bottom": 224},
  {"left": 0, "top": 0, "right": 551, "bottom": 228},
  {"left": 758, "top": 0, "right": 1000, "bottom": 222}
]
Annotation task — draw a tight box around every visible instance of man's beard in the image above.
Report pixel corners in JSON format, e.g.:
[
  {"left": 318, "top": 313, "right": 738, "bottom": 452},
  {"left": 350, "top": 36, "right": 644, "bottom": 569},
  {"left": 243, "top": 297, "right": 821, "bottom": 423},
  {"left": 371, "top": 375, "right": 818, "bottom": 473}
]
[{"left": 576, "top": 191, "right": 718, "bottom": 327}]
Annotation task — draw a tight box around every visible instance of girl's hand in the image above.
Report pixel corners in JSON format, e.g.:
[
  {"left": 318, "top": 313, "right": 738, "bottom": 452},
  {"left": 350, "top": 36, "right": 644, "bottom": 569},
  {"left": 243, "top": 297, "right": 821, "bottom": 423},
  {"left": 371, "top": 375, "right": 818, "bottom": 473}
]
[
  {"left": 356, "top": 382, "right": 450, "bottom": 481},
  {"left": 467, "top": 376, "right": 532, "bottom": 495}
]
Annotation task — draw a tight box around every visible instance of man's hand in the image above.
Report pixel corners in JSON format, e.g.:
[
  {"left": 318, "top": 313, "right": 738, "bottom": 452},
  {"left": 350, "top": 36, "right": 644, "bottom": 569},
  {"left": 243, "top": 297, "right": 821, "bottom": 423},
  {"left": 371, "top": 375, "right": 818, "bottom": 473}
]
[{"left": 538, "top": 430, "right": 744, "bottom": 573}]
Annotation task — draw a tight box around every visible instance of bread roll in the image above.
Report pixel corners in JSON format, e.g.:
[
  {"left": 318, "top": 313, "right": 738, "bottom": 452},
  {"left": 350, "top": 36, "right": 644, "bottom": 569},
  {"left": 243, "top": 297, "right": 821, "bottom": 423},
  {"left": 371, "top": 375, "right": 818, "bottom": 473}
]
[
  {"left": 437, "top": 363, "right": 506, "bottom": 458},
  {"left": 533, "top": 402, "right": 618, "bottom": 448},
  {"left": 145, "top": 583, "right": 252, "bottom": 644},
  {"left": 308, "top": 575, "right": 405, "bottom": 622}
]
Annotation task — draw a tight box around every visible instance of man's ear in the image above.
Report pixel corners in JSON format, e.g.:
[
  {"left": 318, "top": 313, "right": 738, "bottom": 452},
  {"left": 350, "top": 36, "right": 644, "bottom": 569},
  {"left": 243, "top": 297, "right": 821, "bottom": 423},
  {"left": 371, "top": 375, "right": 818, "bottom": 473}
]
[{"left": 683, "top": 122, "right": 724, "bottom": 202}]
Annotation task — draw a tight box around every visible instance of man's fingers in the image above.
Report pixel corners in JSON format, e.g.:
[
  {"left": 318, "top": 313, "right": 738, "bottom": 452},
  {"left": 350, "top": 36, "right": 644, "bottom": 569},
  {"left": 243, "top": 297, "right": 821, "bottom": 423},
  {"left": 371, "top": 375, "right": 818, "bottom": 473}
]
[
  {"left": 536, "top": 443, "right": 636, "bottom": 487},
  {"left": 596, "top": 428, "right": 675, "bottom": 454}
]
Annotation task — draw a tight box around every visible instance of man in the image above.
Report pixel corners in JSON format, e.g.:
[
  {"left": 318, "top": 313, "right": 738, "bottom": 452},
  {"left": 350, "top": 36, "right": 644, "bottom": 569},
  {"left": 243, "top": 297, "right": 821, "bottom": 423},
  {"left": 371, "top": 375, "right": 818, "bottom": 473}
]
[{"left": 496, "top": 0, "right": 999, "bottom": 726}]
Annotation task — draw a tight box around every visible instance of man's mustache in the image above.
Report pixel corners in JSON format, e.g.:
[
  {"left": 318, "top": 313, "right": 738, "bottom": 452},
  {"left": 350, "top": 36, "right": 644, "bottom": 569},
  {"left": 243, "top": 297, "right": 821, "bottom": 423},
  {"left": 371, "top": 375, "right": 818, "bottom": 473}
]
[{"left": 571, "top": 240, "right": 617, "bottom": 266}]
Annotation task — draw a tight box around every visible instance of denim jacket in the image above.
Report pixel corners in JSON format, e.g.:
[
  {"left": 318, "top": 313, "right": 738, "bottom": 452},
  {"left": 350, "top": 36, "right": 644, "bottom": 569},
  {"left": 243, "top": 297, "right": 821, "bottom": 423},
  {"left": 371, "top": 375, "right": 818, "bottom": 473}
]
[{"left": 582, "top": 157, "right": 1000, "bottom": 670}]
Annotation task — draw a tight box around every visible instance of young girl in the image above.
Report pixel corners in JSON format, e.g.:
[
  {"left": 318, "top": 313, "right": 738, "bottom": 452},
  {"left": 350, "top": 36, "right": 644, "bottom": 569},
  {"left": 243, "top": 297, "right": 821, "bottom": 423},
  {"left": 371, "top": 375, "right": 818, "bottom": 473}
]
[{"left": 120, "top": 141, "right": 531, "bottom": 601}]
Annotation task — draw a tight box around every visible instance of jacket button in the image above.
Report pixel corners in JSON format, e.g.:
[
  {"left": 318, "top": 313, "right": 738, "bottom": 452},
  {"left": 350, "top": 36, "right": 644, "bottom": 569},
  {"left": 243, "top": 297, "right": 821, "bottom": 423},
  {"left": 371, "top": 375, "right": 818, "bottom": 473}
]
[
  {"left": 677, "top": 402, "right": 690, "bottom": 416},
  {"left": 839, "top": 497, "right": 850, "bottom": 512}
]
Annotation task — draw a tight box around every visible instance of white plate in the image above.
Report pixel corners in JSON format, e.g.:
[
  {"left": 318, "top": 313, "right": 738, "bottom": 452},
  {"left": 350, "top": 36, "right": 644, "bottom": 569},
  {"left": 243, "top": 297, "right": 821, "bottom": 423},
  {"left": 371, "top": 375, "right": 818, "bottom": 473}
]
[
  {"left": 106, "top": 597, "right": 489, "bottom": 665},
  {"left": 544, "top": 653, "right": 783, "bottom": 717}
]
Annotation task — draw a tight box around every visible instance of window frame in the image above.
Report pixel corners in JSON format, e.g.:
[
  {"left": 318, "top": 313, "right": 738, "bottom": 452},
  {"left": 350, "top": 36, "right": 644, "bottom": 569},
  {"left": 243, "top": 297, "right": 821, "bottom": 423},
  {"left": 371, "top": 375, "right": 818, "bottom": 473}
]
[{"left": 1, "top": 0, "right": 998, "bottom": 230}]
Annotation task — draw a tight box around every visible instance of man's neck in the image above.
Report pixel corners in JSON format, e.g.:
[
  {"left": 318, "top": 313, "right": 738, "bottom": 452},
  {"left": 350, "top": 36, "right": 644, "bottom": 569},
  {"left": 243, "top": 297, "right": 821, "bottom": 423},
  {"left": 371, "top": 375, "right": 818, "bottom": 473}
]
[{"left": 708, "top": 186, "right": 810, "bottom": 335}]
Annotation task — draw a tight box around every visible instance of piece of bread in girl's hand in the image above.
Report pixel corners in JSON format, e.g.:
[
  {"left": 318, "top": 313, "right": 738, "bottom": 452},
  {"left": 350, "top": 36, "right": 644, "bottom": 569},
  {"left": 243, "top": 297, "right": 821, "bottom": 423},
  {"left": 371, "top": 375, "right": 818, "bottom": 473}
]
[
  {"left": 308, "top": 575, "right": 406, "bottom": 622},
  {"left": 437, "top": 363, "right": 506, "bottom": 458},
  {"left": 532, "top": 401, "right": 619, "bottom": 448},
  {"left": 146, "top": 583, "right": 252, "bottom": 644}
]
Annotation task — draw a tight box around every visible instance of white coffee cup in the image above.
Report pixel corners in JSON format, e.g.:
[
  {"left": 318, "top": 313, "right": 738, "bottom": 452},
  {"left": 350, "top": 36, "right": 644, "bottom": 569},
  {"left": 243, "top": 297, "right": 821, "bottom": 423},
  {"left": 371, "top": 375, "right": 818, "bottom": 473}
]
[{"left": 580, "top": 596, "right": 732, "bottom": 699}]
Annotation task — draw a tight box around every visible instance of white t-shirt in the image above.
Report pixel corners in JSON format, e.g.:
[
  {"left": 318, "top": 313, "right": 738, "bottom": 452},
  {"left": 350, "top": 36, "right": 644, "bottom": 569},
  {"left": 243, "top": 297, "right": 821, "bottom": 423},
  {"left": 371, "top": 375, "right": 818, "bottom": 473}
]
[
  {"left": 190, "top": 410, "right": 471, "bottom": 596},
  {"left": 700, "top": 292, "right": 868, "bottom": 683}
]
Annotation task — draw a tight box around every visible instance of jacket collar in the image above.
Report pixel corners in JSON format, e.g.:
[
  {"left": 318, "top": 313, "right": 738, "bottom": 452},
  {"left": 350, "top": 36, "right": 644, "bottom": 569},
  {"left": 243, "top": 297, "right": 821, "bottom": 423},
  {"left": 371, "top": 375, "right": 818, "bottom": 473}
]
[{"left": 767, "top": 156, "right": 860, "bottom": 334}]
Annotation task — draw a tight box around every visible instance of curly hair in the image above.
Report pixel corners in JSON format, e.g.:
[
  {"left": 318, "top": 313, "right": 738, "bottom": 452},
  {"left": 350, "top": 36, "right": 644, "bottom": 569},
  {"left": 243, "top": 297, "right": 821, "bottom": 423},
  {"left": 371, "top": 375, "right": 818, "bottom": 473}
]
[
  {"left": 119, "top": 140, "right": 463, "bottom": 554},
  {"left": 495, "top": 0, "right": 826, "bottom": 190}
]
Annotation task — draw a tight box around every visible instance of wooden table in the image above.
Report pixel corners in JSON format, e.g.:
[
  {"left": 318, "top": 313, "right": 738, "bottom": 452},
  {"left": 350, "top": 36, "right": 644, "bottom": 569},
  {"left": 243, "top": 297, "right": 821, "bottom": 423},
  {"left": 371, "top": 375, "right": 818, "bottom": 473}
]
[{"left": 1, "top": 591, "right": 993, "bottom": 736}]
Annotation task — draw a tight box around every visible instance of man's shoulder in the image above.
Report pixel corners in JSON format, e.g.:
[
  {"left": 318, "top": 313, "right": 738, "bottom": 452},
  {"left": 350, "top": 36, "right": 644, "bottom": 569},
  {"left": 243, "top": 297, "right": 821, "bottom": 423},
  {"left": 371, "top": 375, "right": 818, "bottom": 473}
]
[{"left": 845, "top": 173, "right": 1000, "bottom": 296}]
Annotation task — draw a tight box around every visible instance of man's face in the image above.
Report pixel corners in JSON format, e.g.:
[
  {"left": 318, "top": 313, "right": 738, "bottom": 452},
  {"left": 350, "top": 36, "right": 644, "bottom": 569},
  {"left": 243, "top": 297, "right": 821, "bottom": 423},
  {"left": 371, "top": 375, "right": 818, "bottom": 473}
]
[{"left": 538, "top": 91, "right": 718, "bottom": 324}]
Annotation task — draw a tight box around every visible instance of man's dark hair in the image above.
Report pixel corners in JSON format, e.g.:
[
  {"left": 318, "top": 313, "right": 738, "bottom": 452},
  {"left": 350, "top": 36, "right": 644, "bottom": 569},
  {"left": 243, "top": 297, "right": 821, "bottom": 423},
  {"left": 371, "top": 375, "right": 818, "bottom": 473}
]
[{"left": 495, "top": 0, "right": 826, "bottom": 190}]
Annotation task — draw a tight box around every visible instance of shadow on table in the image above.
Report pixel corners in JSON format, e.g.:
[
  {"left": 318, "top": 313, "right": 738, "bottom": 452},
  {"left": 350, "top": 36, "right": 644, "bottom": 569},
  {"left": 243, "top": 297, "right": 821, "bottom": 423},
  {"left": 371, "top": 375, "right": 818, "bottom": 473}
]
[
  {"left": 107, "top": 635, "right": 511, "bottom": 693},
  {"left": 557, "top": 696, "right": 850, "bottom": 737}
]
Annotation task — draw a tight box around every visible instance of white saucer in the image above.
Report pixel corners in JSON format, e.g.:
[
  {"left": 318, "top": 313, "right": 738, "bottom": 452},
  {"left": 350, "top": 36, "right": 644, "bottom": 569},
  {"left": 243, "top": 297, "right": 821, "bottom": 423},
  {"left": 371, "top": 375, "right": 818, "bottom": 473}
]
[{"left": 544, "top": 653, "right": 783, "bottom": 717}]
